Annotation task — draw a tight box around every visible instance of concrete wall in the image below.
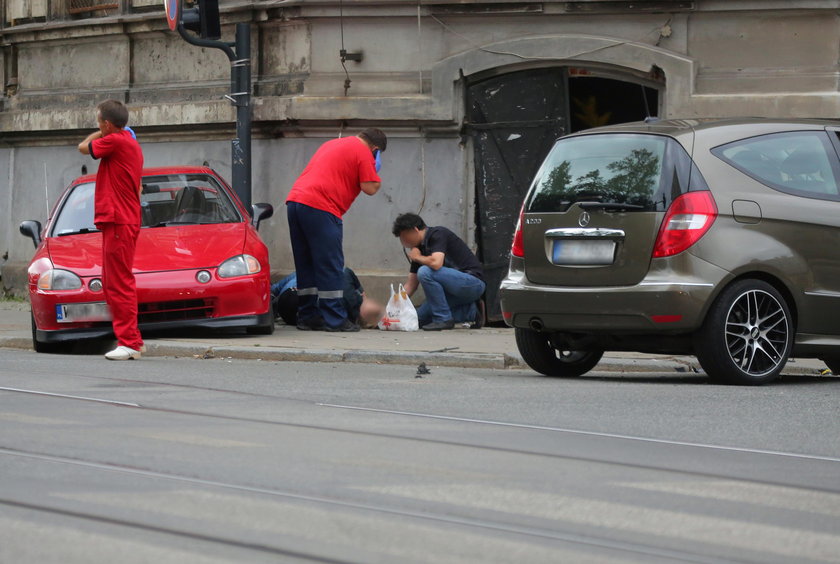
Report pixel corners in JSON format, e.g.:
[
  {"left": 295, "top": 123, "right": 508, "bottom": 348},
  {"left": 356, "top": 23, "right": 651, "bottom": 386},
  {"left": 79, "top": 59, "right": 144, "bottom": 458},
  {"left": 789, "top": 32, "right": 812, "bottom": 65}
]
[
  {"left": 251, "top": 132, "right": 469, "bottom": 288},
  {"left": 1, "top": 133, "right": 466, "bottom": 301},
  {"left": 3, "top": 0, "right": 840, "bottom": 296},
  {"left": 0, "top": 148, "right": 11, "bottom": 281},
  {"left": 689, "top": 10, "right": 840, "bottom": 95}
]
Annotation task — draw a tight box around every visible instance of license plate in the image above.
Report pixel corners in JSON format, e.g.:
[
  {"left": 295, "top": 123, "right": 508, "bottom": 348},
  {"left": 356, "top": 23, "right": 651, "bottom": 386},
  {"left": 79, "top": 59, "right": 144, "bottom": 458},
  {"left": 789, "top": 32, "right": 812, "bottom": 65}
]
[
  {"left": 56, "top": 302, "right": 111, "bottom": 323},
  {"left": 552, "top": 240, "right": 616, "bottom": 265}
]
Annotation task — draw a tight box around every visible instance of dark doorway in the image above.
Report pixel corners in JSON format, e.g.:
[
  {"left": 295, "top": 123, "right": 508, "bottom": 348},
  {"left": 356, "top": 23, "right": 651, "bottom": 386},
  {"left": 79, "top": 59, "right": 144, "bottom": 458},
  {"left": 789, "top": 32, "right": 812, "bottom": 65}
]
[
  {"left": 568, "top": 75, "right": 659, "bottom": 132},
  {"left": 468, "top": 68, "right": 660, "bottom": 321}
]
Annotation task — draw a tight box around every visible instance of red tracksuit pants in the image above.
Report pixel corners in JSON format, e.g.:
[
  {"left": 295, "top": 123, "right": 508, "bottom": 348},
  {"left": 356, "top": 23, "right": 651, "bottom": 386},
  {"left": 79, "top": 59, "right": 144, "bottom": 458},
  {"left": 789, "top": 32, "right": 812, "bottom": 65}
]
[{"left": 100, "top": 223, "right": 143, "bottom": 350}]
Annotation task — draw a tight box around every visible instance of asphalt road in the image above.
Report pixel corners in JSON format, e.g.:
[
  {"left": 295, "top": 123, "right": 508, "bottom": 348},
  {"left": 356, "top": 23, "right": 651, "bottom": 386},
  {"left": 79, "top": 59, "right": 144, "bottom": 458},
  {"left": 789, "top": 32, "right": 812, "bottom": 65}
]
[{"left": 1, "top": 348, "right": 839, "bottom": 563}]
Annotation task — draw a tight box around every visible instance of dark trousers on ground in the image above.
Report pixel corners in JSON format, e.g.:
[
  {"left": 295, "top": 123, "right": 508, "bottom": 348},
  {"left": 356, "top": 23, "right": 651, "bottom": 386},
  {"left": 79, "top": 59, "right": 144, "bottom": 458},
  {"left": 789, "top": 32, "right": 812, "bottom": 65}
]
[
  {"left": 286, "top": 202, "right": 347, "bottom": 328},
  {"left": 100, "top": 222, "right": 143, "bottom": 350}
]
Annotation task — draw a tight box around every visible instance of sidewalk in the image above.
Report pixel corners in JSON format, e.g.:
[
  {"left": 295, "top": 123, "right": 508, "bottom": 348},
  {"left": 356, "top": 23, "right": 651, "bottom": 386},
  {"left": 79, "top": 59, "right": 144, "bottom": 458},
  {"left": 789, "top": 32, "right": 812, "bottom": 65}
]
[{"left": 0, "top": 300, "right": 829, "bottom": 375}]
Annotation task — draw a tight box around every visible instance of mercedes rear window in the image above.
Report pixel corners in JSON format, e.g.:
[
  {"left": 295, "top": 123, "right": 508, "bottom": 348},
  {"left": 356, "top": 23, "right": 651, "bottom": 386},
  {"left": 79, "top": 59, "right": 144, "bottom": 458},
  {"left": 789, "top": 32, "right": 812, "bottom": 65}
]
[{"left": 526, "top": 134, "right": 699, "bottom": 213}]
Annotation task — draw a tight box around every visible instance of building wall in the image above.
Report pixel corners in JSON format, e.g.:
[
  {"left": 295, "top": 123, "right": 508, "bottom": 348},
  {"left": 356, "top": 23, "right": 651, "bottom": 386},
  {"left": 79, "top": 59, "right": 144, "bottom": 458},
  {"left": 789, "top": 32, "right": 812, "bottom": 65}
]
[
  {"left": 2, "top": 0, "right": 840, "bottom": 296},
  {"left": 0, "top": 133, "right": 467, "bottom": 299}
]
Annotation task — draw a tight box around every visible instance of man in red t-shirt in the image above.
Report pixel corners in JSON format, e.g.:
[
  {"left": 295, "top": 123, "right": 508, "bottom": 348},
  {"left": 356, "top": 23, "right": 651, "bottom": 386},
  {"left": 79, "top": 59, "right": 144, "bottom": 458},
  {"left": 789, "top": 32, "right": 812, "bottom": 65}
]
[
  {"left": 78, "top": 99, "right": 145, "bottom": 360},
  {"left": 285, "top": 128, "right": 386, "bottom": 331}
]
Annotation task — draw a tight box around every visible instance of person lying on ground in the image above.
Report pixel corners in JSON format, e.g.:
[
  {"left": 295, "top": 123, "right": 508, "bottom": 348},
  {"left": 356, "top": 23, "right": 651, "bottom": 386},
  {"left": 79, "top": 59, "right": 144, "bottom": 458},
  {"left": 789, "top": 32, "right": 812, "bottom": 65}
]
[{"left": 271, "top": 267, "right": 385, "bottom": 329}]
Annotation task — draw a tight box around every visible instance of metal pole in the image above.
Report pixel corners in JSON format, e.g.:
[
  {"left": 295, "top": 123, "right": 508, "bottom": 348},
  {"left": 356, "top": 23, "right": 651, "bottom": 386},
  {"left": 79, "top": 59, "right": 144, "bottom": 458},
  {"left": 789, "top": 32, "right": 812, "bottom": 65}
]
[
  {"left": 231, "top": 22, "right": 252, "bottom": 211},
  {"left": 177, "top": 3, "right": 252, "bottom": 212}
]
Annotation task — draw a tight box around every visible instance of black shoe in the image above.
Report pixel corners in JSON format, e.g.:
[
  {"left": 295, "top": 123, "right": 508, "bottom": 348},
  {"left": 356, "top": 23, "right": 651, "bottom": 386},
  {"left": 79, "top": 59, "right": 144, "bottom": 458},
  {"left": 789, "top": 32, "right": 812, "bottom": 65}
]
[
  {"left": 325, "top": 319, "right": 360, "bottom": 332},
  {"left": 296, "top": 316, "right": 325, "bottom": 331},
  {"left": 470, "top": 299, "right": 486, "bottom": 329},
  {"left": 422, "top": 319, "right": 455, "bottom": 331}
]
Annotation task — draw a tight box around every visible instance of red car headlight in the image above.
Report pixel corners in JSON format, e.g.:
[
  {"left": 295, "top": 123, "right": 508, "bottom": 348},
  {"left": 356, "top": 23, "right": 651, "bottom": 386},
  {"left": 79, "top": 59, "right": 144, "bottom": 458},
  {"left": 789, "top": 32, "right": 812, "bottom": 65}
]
[
  {"left": 37, "top": 269, "right": 83, "bottom": 291},
  {"left": 217, "top": 254, "right": 261, "bottom": 279}
]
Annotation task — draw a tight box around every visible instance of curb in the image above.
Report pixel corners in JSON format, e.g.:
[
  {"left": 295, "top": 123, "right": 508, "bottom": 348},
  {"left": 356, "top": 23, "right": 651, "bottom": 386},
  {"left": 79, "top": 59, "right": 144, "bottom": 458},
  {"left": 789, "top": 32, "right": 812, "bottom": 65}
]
[
  {"left": 124, "top": 342, "right": 515, "bottom": 370},
  {"left": 0, "top": 337, "right": 31, "bottom": 350},
  {"left": 0, "top": 336, "right": 512, "bottom": 369},
  {"left": 0, "top": 336, "right": 827, "bottom": 375}
]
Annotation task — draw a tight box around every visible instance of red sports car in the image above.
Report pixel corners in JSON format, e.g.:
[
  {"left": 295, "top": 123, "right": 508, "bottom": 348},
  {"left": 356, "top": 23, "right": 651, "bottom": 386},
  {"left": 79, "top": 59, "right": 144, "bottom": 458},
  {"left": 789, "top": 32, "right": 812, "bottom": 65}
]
[{"left": 20, "top": 166, "right": 275, "bottom": 352}]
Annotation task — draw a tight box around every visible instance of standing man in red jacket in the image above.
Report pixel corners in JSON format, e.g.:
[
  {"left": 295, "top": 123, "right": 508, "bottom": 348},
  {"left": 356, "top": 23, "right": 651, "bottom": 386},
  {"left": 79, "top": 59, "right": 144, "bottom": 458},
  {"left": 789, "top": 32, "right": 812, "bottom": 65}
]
[
  {"left": 78, "top": 99, "right": 145, "bottom": 360},
  {"left": 286, "top": 128, "right": 386, "bottom": 332}
]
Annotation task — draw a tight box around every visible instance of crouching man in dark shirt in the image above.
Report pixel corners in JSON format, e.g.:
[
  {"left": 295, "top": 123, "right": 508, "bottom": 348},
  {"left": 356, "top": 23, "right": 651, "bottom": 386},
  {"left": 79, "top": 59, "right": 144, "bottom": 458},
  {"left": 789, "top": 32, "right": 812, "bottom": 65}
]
[{"left": 392, "top": 213, "right": 486, "bottom": 331}]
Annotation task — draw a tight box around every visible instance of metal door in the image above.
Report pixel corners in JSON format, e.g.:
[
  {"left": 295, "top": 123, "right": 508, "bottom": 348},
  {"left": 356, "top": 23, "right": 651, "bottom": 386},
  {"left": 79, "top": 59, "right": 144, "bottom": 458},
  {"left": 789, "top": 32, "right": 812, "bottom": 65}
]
[{"left": 467, "top": 68, "right": 569, "bottom": 320}]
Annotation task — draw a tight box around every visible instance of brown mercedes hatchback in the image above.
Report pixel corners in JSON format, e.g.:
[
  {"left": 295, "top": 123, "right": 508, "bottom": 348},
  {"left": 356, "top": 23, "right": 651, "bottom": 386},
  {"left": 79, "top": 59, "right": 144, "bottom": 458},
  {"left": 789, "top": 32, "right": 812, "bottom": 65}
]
[{"left": 500, "top": 118, "right": 840, "bottom": 384}]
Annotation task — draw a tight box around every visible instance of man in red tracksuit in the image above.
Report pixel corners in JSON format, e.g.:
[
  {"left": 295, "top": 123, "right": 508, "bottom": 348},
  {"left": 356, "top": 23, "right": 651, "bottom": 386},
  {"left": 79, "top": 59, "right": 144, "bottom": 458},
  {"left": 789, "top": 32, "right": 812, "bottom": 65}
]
[{"left": 78, "top": 99, "right": 145, "bottom": 360}]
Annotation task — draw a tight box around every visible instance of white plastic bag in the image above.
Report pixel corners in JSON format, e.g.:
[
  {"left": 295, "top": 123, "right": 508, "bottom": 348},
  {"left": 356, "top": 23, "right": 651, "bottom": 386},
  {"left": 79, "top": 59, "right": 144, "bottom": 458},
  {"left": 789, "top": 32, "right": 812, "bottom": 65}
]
[{"left": 378, "top": 283, "right": 419, "bottom": 331}]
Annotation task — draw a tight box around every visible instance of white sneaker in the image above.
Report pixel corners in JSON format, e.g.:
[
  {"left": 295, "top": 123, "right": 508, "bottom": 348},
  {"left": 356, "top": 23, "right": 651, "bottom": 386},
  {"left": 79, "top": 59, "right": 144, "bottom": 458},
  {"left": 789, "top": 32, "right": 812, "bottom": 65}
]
[{"left": 105, "top": 346, "right": 141, "bottom": 361}]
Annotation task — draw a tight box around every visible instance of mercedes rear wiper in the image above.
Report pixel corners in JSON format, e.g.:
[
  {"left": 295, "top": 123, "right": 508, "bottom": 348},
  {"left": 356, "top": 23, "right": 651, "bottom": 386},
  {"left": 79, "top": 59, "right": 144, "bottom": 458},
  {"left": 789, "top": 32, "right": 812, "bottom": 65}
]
[{"left": 577, "top": 202, "right": 645, "bottom": 211}]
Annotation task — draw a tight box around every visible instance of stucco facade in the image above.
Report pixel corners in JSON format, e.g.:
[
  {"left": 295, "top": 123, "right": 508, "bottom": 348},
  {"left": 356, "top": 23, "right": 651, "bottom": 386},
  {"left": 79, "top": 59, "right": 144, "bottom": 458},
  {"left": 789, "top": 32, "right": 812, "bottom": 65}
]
[{"left": 2, "top": 0, "right": 840, "bottom": 306}]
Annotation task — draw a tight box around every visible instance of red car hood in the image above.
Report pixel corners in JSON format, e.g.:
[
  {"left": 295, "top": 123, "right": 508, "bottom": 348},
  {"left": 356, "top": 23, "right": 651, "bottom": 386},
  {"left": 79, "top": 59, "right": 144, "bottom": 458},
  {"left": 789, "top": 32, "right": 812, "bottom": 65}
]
[{"left": 47, "top": 224, "right": 247, "bottom": 275}]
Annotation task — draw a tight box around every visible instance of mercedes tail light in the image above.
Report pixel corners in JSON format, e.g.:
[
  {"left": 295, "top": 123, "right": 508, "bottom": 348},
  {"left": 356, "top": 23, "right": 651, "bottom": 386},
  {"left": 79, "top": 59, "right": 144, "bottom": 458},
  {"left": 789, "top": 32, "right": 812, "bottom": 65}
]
[
  {"left": 511, "top": 205, "right": 525, "bottom": 258},
  {"left": 652, "top": 191, "right": 718, "bottom": 258}
]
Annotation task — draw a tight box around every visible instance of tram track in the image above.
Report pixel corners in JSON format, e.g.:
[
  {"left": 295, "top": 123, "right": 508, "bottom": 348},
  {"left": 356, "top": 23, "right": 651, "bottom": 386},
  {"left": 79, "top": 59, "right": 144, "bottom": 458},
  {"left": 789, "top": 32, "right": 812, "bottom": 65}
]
[
  {"left": 1, "top": 374, "right": 839, "bottom": 496},
  {"left": 0, "top": 447, "right": 750, "bottom": 564},
  {"left": 2, "top": 357, "right": 839, "bottom": 562},
  {"left": 0, "top": 496, "right": 354, "bottom": 564}
]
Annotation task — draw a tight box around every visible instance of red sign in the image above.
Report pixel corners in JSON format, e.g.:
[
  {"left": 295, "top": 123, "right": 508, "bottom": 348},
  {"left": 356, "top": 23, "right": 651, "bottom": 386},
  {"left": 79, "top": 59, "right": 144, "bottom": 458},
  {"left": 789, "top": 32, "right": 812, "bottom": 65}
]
[{"left": 164, "top": 0, "right": 178, "bottom": 31}]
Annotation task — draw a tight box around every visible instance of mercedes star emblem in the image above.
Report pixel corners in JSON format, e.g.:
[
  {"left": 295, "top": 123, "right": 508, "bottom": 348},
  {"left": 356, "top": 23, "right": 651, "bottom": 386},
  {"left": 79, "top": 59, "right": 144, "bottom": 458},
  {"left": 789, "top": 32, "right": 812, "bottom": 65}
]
[{"left": 578, "top": 211, "right": 591, "bottom": 227}]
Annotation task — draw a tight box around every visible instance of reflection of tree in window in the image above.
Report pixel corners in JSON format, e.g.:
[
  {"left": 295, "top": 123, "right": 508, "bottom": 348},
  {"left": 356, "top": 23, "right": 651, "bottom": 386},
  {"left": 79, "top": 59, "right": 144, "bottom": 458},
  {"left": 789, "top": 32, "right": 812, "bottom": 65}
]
[
  {"left": 604, "top": 149, "right": 658, "bottom": 208},
  {"left": 546, "top": 160, "right": 572, "bottom": 191},
  {"left": 530, "top": 149, "right": 659, "bottom": 211},
  {"left": 530, "top": 161, "right": 571, "bottom": 212}
]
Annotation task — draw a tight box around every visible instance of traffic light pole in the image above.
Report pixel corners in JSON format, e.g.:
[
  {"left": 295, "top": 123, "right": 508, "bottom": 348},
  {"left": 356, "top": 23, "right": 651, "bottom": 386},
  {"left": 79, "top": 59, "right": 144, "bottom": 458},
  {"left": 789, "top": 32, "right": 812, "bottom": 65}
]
[
  {"left": 177, "top": 12, "right": 252, "bottom": 211},
  {"left": 231, "top": 23, "right": 251, "bottom": 211}
]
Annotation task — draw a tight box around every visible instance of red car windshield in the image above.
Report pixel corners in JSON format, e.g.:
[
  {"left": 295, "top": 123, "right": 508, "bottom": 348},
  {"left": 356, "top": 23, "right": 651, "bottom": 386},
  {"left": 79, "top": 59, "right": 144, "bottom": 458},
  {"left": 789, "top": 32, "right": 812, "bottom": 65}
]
[{"left": 51, "top": 174, "right": 242, "bottom": 236}]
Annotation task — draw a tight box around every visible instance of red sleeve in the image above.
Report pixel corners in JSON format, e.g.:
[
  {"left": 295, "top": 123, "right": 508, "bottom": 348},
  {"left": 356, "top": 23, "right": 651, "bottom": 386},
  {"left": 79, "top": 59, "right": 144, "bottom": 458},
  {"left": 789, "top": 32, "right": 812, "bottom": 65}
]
[
  {"left": 357, "top": 145, "right": 381, "bottom": 184},
  {"left": 90, "top": 134, "right": 116, "bottom": 160}
]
